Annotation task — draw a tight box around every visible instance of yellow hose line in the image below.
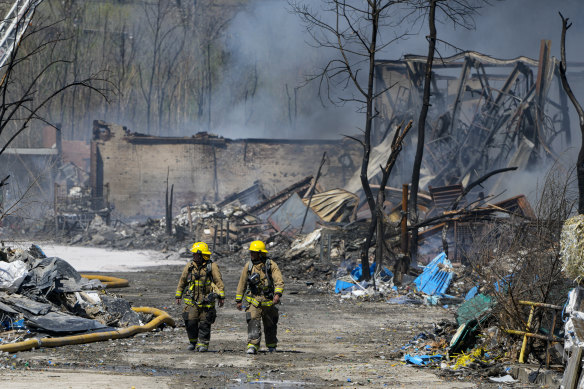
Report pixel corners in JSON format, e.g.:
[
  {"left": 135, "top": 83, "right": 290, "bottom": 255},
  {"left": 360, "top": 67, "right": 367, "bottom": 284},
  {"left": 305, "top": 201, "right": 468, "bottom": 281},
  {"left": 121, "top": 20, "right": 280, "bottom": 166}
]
[
  {"left": 81, "top": 274, "right": 129, "bottom": 288},
  {"left": 0, "top": 307, "right": 175, "bottom": 353}
]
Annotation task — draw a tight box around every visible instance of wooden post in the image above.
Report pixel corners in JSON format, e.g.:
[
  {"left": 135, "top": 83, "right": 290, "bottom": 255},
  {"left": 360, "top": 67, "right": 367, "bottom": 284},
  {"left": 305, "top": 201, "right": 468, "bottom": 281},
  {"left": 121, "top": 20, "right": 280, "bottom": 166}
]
[
  {"left": 187, "top": 205, "right": 193, "bottom": 234},
  {"left": 165, "top": 168, "right": 173, "bottom": 236},
  {"left": 212, "top": 225, "right": 217, "bottom": 251},
  {"left": 401, "top": 184, "right": 408, "bottom": 254},
  {"left": 547, "top": 311, "right": 557, "bottom": 368},
  {"left": 320, "top": 230, "right": 325, "bottom": 261},
  {"left": 301, "top": 152, "right": 326, "bottom": 233},
  {"left": 54, "top": 183, "right": 59, "bottom": 237},
  {"left": 219, "top": 218, "right": 224, "bottom": 247}
]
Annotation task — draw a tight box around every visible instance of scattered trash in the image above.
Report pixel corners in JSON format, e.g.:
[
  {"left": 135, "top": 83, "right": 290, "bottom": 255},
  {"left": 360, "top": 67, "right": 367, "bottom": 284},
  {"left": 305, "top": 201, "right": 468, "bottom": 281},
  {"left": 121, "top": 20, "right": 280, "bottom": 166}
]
[
  {"left": 404, "top": 354, "right": 442, "bottom": 365},
  {"left": 0, "top": 260, "right": 28, "bottom": 293},
  {"left": 489, "top": 375, "right": 517, "bottom": 383},
  {"left": 0, "top": 244, "right": 157, "bottom": 343}
]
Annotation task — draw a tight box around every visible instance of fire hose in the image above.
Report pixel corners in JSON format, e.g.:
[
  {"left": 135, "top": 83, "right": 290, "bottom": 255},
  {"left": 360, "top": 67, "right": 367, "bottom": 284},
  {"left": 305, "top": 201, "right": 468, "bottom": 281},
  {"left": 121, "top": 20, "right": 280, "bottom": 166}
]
[
  {"left": 0, "top": 306, "right": 175, "bottom": 353},
  {"left": 80, "top": 274, "right": 130, "bottom": 288},
  {"left": 0, "top": 275, "right": 175, "bottom": 353}
]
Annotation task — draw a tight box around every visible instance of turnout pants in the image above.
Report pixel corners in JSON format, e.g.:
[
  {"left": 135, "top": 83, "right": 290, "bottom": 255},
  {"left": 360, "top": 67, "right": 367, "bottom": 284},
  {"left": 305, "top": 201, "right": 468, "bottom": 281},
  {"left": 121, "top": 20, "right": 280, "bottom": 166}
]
[
  {"left": 182, "top": 305, "right": 216, "bottom": 347},
  {"left": 246, "top": 304, "right": 279, "bottom": 350}
]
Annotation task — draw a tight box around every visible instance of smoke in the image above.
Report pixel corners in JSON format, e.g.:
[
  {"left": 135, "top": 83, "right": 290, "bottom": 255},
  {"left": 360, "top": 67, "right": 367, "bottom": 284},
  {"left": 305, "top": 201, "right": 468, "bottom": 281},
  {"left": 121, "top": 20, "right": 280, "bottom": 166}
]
[
  {"left": 211, "top": 0, "right": 363, "bottom": 139},
  {"left": 437, "top": 0, "right": 584, "bottom": 62},
  {"left": 211, "top": 0, "right": 584, "bottom": 141}
]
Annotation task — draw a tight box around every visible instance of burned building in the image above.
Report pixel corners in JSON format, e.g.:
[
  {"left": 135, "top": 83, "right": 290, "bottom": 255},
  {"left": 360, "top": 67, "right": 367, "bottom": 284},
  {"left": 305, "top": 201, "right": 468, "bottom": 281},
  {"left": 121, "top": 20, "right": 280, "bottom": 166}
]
[
  {"left": 373, "top": 43, "right": 584, "bottom": 192},
  {"left": 90, "top": 121, "right": 362, "bottom": 219}
]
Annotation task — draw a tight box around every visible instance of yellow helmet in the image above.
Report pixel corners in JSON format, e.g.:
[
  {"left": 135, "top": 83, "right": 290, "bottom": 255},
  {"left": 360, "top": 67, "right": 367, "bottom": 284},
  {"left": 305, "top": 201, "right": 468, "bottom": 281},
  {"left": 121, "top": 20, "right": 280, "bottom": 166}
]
[
  {"left": 249, "top": 240, "right": 268, "bottom": 253},
  {"left": 190, "top": 242, "right": 211, "bottom": 255}
]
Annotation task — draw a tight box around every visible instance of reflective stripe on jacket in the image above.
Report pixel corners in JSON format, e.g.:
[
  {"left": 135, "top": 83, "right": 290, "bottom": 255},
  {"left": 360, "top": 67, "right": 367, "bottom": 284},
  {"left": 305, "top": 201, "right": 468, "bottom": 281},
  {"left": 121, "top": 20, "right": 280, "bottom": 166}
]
[
  {"left": 235, "top": 260, "right": 284, "bottom": 304},
  {"left": 175, "top": 261, "right": 225, "bottom": 307}
]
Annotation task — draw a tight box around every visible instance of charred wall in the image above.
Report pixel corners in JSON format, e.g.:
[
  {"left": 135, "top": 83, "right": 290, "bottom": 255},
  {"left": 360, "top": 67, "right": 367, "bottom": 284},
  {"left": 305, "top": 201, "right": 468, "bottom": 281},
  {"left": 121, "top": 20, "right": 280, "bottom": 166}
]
[{"left": 92, "top": 122, "right": 362, "bottom": 218}]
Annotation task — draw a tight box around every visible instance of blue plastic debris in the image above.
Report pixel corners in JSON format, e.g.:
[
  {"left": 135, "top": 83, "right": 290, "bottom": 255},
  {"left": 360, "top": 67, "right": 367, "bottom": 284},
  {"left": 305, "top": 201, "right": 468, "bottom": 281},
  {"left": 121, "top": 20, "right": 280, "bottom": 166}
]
[
  {"left": 465, "top": 286, "right": 478, "bottom": 301},
  {"left": 32, "top": 244, "right": 47, "bottom": 258},
  {"left": 2, "top": 318, "right": 26, "bottom": 330},
  {"left": 350, "top": 263, "right": 374, "bottom": 281},
  {"left": 12, "top": 319, "right": 25, "bottom": 330},
  {"left": 350, "top": 262, "right": 393, "bottom": 282},
  {"left": 413, "top": 252, "right": 453, "bottom": 296},
  {"left": 334, "top": 280, "right": 355, "bottom": 294},
  {"left": 494, "top": 275, "right": 512, "bottom": 292},
  {"left": 414, "top": 333, "right": 427, "bottom": 341},
  {"left": 404, "top": 354, "right": 442, "bottom": 365},
  {"left": 378, "top": 267, "right": 394, "bottom": 281}
]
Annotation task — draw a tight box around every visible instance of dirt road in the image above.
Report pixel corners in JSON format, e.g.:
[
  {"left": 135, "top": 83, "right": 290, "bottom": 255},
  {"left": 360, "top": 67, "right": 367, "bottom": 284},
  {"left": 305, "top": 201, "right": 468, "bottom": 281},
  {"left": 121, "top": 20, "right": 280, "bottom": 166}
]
[{"left": 1, "top": 255, "right": 489, "bottom": 388}]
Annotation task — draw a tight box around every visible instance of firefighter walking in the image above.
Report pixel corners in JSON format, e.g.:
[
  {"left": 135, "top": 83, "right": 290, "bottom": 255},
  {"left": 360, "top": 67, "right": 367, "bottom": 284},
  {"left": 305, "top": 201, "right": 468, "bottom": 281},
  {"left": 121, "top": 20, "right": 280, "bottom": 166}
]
[
  {"left": 175, "top": 242, "right": 225, "bottom": 352},
  {"left": 235, "top": 240, "right": 284, "bottom": 354}
]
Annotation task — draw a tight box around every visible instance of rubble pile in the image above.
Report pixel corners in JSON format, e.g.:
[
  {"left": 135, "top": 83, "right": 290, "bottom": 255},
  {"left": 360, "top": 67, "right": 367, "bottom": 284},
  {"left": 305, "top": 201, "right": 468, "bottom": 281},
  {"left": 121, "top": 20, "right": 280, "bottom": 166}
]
[
  {"left": 0, "top": 245, "right": 145, "bottom": 347},
  {"left": 8, "top": 169, "right": 570, "bottom": 385},
  {"left": 50, "top": 201, "right": 274, "bottom": 253}
]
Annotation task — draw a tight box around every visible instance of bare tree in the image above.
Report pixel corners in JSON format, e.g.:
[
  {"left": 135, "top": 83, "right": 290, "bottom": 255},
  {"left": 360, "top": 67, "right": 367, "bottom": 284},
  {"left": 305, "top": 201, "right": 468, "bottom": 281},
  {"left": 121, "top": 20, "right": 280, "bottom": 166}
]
[
  {"left": 558, "top": 13, "right": 584, "bottom": 215},
  {"left": 409, "top": 0, "right": 437, "bottom": 264},
  {"left": 0, "top": 9, "right": 107, "bottom": 221},
  {"left": 407, "top": 0, "right": 490, "bottom": 264},
  {"left": 292, "top": 0, "right": 417, "bottom": 280},
  {"left": 137, "top": 0, "right": 186, "bottom": 135}
]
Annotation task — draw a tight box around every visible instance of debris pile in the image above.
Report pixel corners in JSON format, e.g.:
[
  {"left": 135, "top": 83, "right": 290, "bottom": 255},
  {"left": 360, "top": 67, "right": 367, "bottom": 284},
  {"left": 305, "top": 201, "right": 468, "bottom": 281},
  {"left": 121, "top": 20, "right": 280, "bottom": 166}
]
[{"left": 0, "top": 245, "right": 146, "bottom": 348}]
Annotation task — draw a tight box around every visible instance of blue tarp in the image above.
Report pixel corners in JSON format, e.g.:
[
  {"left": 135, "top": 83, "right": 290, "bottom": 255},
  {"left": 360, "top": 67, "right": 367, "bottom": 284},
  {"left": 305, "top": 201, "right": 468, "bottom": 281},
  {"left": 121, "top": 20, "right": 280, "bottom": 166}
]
[
  {"left": 334, "top": 280, "right": 355, "bottom": 294},
  {"left": 335, "top": 263, "right": 394, "bottom": 293},
  {"left": 413, "top": 252, "right": 453, "bottom": 296},
  {"left": 351, "top": 263, "right": 393, "bottom": 282}
]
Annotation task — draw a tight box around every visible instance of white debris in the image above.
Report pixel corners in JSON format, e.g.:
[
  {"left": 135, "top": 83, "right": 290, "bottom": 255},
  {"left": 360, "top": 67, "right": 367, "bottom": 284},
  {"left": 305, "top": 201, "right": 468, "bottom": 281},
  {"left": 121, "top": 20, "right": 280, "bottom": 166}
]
[{"left": 0, "top": 260, "right": 28, "bottom": 292}]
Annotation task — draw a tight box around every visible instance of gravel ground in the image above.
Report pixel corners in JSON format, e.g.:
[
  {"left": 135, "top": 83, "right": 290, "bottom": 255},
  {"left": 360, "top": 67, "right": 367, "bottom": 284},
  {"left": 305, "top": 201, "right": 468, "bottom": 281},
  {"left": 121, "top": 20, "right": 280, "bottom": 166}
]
[{"left": 1, "top": 252, "right": 508, "bottom": 388}]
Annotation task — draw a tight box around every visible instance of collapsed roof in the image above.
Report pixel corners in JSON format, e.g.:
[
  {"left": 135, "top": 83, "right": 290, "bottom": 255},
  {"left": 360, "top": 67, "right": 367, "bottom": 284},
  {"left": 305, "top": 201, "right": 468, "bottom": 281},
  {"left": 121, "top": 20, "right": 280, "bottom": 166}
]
[{"left": 374, "top": 45, "right": 582, "bottom": 192}]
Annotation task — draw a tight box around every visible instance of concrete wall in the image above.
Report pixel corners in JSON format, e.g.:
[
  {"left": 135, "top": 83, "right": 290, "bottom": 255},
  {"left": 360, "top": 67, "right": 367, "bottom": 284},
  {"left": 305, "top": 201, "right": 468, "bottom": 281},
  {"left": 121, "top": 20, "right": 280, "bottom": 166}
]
[{"left": 93, "top": 124, "right": 362, "bottom": 218}]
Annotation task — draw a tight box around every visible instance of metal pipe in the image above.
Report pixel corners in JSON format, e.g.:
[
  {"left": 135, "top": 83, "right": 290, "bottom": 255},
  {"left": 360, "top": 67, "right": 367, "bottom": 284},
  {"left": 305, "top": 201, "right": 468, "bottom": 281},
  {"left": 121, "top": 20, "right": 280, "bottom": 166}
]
[
  {"left": 519, "top": 306, "right": 535, "bottom": 363},
  {"left": 504, "top": 329, "right": 562, "bottom": 342},
  {"left": 401, "top": 184, "right": 408, "bottom": 254},
  {"left": 518, "top": 300, "right": 563, "bottom": 310}
]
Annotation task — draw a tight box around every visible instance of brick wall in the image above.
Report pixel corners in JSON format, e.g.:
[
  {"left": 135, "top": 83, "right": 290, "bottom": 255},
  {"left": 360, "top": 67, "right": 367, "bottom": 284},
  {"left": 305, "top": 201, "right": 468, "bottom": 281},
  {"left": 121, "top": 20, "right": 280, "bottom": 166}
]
[{"left": 94, "top": 124, "right": 362, "bottom": 218}]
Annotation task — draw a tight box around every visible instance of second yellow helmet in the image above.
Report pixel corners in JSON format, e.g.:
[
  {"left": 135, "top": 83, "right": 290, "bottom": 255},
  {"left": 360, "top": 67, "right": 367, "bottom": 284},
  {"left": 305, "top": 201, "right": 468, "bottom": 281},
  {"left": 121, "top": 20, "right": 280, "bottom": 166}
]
[{"left": 249, "top": 240, "right": 268, "bottom": 253}]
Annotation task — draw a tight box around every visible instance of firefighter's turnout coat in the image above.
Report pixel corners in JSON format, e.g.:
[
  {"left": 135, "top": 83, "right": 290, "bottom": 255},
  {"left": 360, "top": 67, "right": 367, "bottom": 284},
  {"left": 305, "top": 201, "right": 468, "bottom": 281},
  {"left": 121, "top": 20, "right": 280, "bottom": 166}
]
[
  {"left": 175, "top": 260, "right": 225, "bottom": 307},
  {"left": 235, "top": 259, "right": 284, "bottom": 307}
]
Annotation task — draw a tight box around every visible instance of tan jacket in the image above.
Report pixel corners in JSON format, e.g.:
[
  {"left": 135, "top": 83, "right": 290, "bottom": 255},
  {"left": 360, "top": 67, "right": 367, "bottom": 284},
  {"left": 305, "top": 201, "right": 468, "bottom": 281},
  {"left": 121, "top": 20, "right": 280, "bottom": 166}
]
[
  {"left": 235, "top": 259, "right": 284, "bottom": 307},
  {"left": 175, "top": 261, "right": 225, "bottom": 307}
]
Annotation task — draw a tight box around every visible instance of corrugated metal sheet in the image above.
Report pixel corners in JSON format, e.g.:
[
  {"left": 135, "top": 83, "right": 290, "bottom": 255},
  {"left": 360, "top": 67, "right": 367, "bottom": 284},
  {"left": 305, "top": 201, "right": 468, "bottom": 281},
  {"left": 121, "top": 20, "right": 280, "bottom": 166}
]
[{"left": 302, "top": 188, "right": 358, "bottom": 223}]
